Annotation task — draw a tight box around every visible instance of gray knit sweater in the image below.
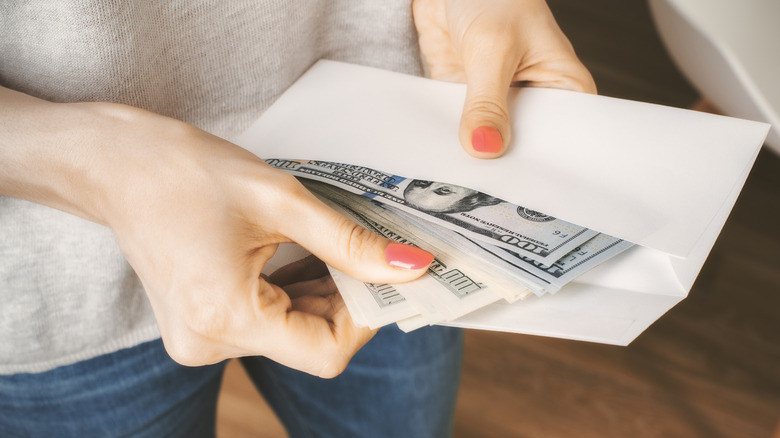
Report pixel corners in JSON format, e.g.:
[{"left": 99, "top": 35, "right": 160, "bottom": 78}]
[{"left": 0, "top": 0, "right": 422, "bottom": 374}]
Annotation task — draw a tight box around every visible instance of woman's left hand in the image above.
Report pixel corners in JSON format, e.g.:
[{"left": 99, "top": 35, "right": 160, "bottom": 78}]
[{"left": 413, "top": 0, "right": 596, "bottom": 158}]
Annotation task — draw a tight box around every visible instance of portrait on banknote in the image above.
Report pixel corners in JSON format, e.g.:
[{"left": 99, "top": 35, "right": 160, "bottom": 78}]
[{"left": 402, "top": 180, "right": 502, "bottom": 214}]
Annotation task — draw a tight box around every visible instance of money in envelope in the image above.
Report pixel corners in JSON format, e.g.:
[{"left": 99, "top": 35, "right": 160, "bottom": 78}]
[
  {"left": 236, "top": 60, "right": 769, "bottom": 345},
  {"left": 266, "top": 163, "right": 633, "bottom": 332}
]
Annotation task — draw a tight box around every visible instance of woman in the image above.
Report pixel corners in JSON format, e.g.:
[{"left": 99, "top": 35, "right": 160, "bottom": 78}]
[{"left": 0, "top": 0, "right": 594, "bottom": 436}]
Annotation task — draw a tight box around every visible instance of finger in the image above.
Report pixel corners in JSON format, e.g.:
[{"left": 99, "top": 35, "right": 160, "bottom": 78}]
[
  {"left": 282, "top": 275, "right": 337, "bottom": 299},
  {"left": 458, "top": 28, "right": 518, "bottom": 159},
  {"left": 290, "top": 293, "right": 342, "bottom": 318},
  {"left": 511, "top": 57, "right": 597, "bottom": 95},
  {"left": 172, "top": 274, "right": 372, "bottom": 377},
  {"left": 269, "top": 254, "right": 329, "bottom": 287},
  {"left": 276, "top": 186, "right": 435, "bottom": 285},
  {"left": 267, "top": 292, "right": 377, "bottom": 378},
  {"left": 412, "top": 0, "right": 466, "bottom": 82}
]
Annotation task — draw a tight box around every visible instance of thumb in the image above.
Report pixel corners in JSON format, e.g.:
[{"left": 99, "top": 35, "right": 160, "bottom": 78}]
[
  {"left": 459, "top": 43, "right": 517, "bottom": 159},
  {"left": 279, "top": 191, "right": 434, "bottom": 284}
]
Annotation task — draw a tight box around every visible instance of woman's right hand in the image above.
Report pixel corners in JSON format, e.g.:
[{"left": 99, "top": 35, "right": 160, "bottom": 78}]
[{"left": 0, "top": 88, "right": 434, "bottom": 377}]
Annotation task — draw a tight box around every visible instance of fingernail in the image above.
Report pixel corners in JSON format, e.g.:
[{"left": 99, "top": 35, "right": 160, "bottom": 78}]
[
  {"left": 471, "top": 126, "right": 503, "bottom": 153},
  {"left": 385, "top": 243, "right": 434, "bottom": 270}
]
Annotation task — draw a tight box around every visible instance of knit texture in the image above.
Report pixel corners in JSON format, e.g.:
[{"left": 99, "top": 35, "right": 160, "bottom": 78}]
[{"left": 0, "top": 0, "right": 422, "bottom": 374}]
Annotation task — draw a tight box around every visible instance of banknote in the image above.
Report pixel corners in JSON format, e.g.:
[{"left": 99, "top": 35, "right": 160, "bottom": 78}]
[
  {"left": 390, "top": 206, "right": 633, "bottom": 295},
  {"left": 304, "top": 179, "right": 631, "bottom": 296},
  {"left": 313, "top": 188, "right": 507, "bottom": 326},
  {"left": 316, "top": 193, "right": 630, "bottom": 331},
  {"left": 328, "top": 268, "right": 420, "bottom": 328},
  {"left": 266, "top": 159, "right": 598, "bottom": 265},
  {"left": 304, "top": 179, "right": 533, "bottom": 302},
  {"left": 468, "top": 234, "right": 633, "bottom": 294},
  {"left": 294, "top": 171, "right": 634, "bottom": 331}
]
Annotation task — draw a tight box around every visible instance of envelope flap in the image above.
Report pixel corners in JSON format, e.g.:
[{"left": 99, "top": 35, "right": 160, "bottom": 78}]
[{"left": 236, "top": 60, "right": 769, "bottom": 257}]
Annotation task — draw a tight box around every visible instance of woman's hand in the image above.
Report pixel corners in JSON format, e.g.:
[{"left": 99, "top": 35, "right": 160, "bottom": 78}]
[
  {"left": 0, "top": 88, "right": 434, "bottom": 378},
  {"left": 413, "top": 0, "right": 596, "bottom": 158},
  {"left": 97, "top": 106, "right": 435, "bottom": 378}
]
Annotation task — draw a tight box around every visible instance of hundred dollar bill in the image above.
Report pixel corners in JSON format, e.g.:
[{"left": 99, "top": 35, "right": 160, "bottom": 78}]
[
  {"left": 421, "top": 221, "right": 633, "bottom": 295},
  {"left": 469, "top": 234, "right": 632, "bottom": 294},
  {"left": 266, "top": 159, "right": 598, "bottom": 265},
  {"left": 304, "top": 179, "right": 632, "bottom": 296},
  {"left": 396, "top": 313, "right": 441, "bottom": 333},
  {"left": 385, "top": 204, "right": 633, "bottom": 294},
  {"left": 304, "top": 179, "right": 533, "bottom": 302},
  {"left": 329, "top": 268, "right": 420, "bottom": 329},
  {"left": 311, "top": 188, "right": 507, "bottom": 327}
]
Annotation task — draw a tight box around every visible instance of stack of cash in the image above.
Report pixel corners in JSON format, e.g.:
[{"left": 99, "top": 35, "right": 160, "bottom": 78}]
[{"left": 266, "top": 159, "right": 633, "bottom": 332}]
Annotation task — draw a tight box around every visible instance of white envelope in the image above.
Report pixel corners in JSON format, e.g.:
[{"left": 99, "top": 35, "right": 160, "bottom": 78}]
[{"left": 235, "top": 60, "right": 769, "bottom": 346}]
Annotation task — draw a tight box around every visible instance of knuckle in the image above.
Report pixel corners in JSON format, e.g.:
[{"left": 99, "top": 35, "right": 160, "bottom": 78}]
[
  {"left": 161, "top": 307, "right": 240, "bottom": 367},
  {"left": 153, "top": 282, "right": 236, "bottom": 367},
  {"left": 274, "top": 169, "right": 305, "bottom": 192},
  {"left": 571, "top": 71, "right": 597, "bottom": 94},
  {"left": 164, "top": 341, "right": 200, "bottom": 366},
  {"left": 465, "top": 96, "right": 509, "bottom": 123},
  {"left": 547, "top": 60, "right": 597, "bottom": 95},
  {"left": 336, "top": 220, "right": 379, "bottom": 264},
  {"left": 325, "top": 290, "right": 341, "bottom": 311},
  {"left": 183, "top": 294, "right": 231, "bottom": 338},
  {"left": 316, "top": 352, "right": 351, "bottom": 379},
  {"left": 462, "top": 21, "right": 511, "bottom": 55},
  {"left": 313, "top": 309, "right": 365, "bottom": 379},
  {"left": 250, "top": 167, "right": 307, "bottom": 209},
  {"left": 161, "top": 329, "right": 214, "bottom": 367},
  {"left": 303, "top": 276, "right": 337, "bottom": 297}
]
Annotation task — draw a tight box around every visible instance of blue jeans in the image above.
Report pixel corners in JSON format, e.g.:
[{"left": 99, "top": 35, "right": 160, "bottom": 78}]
[{"left": 0, "top": 325, "right": 463, "bottom": 438}]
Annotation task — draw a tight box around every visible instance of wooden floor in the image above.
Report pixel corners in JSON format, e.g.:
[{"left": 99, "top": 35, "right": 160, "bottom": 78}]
[{"left": 216, "top": 1, "right": 780, "bottom": 437}]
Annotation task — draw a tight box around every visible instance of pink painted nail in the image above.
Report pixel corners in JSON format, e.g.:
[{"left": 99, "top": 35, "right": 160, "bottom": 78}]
[
  {"left": 385, "top": 243, "right": 434, "bottom": 270},
  {"left": 471, "top": 126, "right": 503, "bottom": 153}
]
